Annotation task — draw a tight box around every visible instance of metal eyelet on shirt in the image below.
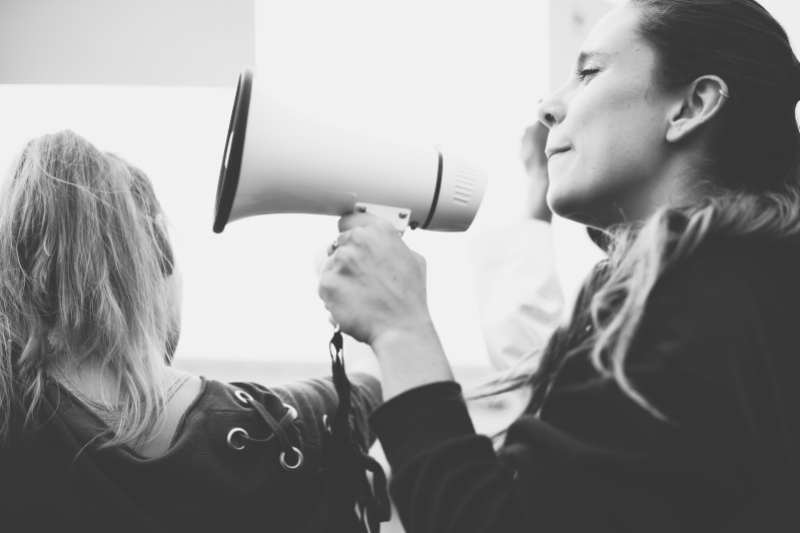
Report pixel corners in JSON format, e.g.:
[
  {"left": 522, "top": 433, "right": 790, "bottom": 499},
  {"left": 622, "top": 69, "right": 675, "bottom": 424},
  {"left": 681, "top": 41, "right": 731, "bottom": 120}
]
[
  {"left": 283, "top": 403, "right": 298, "bottom": 421},
  {"left": 227, "top": 428, "right": 249, "bottom": 451},
  {"left": 228, "top": 390, "right": 303, "bottom": 471},
  {"left": 234, "top": 389, "right": 254, "bottom": 405},
  {"left": 279, "top": 446, "right": 304, "bottom": 471}
]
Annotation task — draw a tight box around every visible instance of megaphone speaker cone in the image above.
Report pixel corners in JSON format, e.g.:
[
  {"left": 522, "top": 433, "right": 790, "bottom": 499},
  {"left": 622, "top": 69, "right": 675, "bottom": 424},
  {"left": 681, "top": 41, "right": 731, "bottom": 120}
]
[
  {"left": 213, "top": 67, "right": 488, "bottom": 233},
  {"left": 213, "top": 68, "right": 253, "bottom": 234}
]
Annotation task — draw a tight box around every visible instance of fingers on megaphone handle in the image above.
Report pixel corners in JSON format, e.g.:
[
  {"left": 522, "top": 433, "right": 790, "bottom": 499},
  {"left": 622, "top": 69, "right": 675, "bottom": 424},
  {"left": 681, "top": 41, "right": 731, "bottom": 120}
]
[
  {"left": 337, "top": 212, "right": 394, "bottom": 233},
  {"left": 328, "top": 230, "right": 349, "bottom": 257}
]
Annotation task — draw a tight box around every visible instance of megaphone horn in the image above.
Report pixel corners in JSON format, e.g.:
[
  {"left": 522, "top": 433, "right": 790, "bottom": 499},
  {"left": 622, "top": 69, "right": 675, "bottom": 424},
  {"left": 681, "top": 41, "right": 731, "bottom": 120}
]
[{"left": 214, "top": 68, "right": 488, "bottom": 234}]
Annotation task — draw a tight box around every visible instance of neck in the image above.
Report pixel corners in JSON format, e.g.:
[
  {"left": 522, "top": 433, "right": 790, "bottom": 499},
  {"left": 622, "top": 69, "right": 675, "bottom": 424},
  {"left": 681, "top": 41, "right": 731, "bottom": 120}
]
[
  {"left": 596, "top": 151, "right": 707, "bottom": 229},
  {"left": 59, "top": 358, "right": 121, "bottom": 404}
]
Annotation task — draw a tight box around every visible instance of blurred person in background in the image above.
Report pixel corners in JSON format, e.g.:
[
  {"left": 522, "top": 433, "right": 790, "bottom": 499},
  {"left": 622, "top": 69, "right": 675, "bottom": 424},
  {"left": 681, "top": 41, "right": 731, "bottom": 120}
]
[
  {"left": 468, "top": 120, "right": 565, "bottom": 372},
  {"left": 319, "top": 0, "right": 800, "bottom": 531},
  {"left": 0, "top": 131, "right": 386, "bottom": 533}
]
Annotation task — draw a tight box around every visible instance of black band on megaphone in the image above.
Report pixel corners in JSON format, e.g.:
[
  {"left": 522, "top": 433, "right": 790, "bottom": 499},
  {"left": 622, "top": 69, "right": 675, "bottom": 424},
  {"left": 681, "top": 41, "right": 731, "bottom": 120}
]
[
  {"left": 421, "top": 149, "right": 444, "bottom": 230},
  {"left": 213, "top": 68, "right": 253, "bottom": 234}
]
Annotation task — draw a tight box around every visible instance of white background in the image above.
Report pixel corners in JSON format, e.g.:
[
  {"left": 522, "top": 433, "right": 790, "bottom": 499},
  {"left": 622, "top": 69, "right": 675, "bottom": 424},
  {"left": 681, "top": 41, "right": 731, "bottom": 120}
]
[{"left": 0, "top": 0, "right": 798, "bottom": 369}]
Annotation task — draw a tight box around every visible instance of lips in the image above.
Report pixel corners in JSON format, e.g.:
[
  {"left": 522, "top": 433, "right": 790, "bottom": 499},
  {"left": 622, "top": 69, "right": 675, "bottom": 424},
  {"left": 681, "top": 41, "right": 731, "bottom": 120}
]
[{"left": 545, "top": 147, "right": 571, "bottom": 160}]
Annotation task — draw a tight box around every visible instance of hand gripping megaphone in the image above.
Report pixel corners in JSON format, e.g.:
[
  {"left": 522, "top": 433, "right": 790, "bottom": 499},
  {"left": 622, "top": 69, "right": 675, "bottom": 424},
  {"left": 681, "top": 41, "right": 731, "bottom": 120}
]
[{"left": 213, "top": 68, "right": 488, "bottom": 233}]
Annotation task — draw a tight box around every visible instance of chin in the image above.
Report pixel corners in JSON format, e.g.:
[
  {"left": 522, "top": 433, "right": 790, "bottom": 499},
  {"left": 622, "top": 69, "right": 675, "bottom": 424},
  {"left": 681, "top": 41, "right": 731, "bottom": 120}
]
[
  {"left": 548, "top": 187, "right": 599, "bottom": 226},
  {"left": 548, "top": 179, "right": 630, "bottom": 228}
]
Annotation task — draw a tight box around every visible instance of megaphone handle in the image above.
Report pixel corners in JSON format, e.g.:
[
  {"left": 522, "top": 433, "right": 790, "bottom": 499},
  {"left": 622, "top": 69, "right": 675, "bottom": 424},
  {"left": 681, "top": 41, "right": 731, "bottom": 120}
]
[{"left": 353, "top": 202, "right": 411, "bottom": 233}]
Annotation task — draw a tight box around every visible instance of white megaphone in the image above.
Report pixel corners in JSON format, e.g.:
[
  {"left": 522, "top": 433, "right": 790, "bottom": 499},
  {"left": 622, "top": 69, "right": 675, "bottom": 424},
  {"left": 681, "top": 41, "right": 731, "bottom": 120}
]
[{"left": 213, "top": 68, "right": 488, "bottom": 233}]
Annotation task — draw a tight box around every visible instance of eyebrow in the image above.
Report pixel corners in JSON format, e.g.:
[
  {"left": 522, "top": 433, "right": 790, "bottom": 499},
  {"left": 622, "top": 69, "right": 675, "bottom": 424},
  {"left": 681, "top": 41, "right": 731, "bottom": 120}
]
[{"left": 576, "top": 51, "right": 610, "bottom": 68}]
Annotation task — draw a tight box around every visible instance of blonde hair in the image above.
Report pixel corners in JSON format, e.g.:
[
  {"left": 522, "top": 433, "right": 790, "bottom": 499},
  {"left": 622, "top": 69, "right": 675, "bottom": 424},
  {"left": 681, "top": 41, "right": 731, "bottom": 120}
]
[
  {"left": 0, "top": 130, "right": 179, "bottom": 449},
  {"left": 589, "top": 189, "right": 800, "bottom": 419}
]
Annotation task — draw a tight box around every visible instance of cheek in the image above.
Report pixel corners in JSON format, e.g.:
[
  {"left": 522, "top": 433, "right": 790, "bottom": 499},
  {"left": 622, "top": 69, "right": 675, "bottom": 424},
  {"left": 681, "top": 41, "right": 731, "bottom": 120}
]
[{"left": 547, "top": 94, "right": 663, "bottom": 221}]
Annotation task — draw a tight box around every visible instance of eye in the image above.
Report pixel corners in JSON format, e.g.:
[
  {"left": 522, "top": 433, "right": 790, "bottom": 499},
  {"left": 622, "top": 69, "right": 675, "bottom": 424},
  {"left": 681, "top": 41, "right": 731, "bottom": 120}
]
[{"left": 577, "top": 68, "right": 601, "bottom": 81}]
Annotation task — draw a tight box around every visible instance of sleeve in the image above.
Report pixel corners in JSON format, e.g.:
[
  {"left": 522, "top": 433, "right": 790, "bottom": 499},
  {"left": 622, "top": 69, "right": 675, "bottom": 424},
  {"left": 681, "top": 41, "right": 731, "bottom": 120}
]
[
  {"left": 468, "top": 220, "right": 565, "bottom": 370},
  {"left": 268, "top": 372, "right": 383, "bottom": 451},
  {"left": 370, "top": 243, "right": 769, "bottom": 533}
]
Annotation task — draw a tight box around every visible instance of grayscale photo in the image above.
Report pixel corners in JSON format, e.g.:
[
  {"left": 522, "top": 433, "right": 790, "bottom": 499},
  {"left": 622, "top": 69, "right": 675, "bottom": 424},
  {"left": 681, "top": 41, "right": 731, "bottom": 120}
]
[{"left": 0, "top": 0, "right": 798, "bottom": 531}]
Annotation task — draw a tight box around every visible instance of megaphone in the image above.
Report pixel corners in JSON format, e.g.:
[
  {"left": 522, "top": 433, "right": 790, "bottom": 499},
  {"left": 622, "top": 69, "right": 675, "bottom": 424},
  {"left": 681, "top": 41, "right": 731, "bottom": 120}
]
[{"left": 213, "top": 68, "right": 488, "bottom": 233}]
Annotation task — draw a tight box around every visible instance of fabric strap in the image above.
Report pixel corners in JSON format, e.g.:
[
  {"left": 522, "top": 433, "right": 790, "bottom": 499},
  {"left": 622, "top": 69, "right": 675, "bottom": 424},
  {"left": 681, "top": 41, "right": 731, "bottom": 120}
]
[{"left": 327, "top": 329, "right": 391, "bottom": 533}]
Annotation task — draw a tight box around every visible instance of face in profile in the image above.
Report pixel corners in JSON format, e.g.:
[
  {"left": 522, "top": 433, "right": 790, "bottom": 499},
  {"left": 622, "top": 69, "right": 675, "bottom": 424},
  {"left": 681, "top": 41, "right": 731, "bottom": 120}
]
[{"left": 538, "top": 6, "right": 677, "bottom": 227}]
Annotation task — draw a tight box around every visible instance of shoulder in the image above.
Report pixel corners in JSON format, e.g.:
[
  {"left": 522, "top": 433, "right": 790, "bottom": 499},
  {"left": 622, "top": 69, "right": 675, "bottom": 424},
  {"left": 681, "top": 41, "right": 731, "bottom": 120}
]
[
  {"left": 662, "top": 237, "right": 773, "bottom": 284},
  {"left": 265, "top": 373, "right": 380, "bottom": 410},
  {"left": 647, "top": 236, "right": 798, "bottom": 320},
  {"left": 628, "top": 236, "right": 800, "bottom": 402},
  {"left": 219, "top": 373, "right": 381, "bottom": 423}
]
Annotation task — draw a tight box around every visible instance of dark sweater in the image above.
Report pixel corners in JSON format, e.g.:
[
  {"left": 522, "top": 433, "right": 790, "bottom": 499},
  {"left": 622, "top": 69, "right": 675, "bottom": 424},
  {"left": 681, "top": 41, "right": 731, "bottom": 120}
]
[
  {"left": 1, "top": 372, "right": 381, "bottom": 532},
  {"left": 371, "top": 240, "right": 800, "bottom": 532}
]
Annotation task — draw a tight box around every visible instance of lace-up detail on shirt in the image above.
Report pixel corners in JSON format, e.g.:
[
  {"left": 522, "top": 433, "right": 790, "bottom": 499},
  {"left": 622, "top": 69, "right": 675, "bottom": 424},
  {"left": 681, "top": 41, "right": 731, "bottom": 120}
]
[{"left": 226, "top": 389, "right": 304, "bottom": 471}]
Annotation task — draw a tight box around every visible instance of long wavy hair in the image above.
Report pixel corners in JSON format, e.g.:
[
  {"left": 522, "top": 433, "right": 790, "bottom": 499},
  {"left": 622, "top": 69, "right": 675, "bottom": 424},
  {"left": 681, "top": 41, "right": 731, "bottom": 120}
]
[
  {"left": 0, "top": 130, "right": 180, "bottom": 449},
  {"left": 478, "top": 0, "right": 800, "bottom": 420}
]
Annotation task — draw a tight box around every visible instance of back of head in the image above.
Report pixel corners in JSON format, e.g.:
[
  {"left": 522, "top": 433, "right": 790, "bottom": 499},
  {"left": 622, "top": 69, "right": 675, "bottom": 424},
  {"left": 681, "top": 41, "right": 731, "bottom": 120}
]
[
  {"left": 0, "top": 130, "right": 177, "bottom": 447},
  {"left": 631, "top": 0, "right": 800, "bottom": 191}
]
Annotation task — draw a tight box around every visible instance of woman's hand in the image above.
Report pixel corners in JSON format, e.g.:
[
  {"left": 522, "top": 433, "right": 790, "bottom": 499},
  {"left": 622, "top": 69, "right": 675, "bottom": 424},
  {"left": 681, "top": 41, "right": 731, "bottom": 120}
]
[
  {"left": 318, "top": 213, "right": 454, "bottom": 399},
  {"left": 319, "top": 213, "right": 432, "bottom": 345},
  {"left": 520, "top": 120, "right": 553, "bottom": 223}
]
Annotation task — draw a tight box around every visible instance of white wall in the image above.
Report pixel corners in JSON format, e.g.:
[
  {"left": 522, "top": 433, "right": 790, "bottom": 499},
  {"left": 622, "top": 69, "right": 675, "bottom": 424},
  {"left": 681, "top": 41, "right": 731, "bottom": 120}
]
[
  {"left": 0, "top": 0, "right": 552, "bottom": 367},
  {"left": 1, "top": 0, "right": 798, "bottom": 369},
  {"left": 252, "top": 0, "right": 551, "bottom": 366},
  {"left": 0, "top": 0, "right": 255, "bottom": 86}
]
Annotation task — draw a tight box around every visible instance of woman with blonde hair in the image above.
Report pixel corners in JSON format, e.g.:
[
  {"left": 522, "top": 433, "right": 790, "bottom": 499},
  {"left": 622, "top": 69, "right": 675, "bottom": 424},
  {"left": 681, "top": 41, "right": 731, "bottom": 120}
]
[
  {"left": 0, "top": 130, "right": 386, "bottom": 532},
  {"left": 320, "top": 0, "right": 800, "bottom": 531}
]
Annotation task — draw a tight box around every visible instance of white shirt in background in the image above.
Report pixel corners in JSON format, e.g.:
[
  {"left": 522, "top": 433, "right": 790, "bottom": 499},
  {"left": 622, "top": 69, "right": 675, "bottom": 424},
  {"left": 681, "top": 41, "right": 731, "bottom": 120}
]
[{"left": 468, "top": 220, "right": 565, "bottom": 371}]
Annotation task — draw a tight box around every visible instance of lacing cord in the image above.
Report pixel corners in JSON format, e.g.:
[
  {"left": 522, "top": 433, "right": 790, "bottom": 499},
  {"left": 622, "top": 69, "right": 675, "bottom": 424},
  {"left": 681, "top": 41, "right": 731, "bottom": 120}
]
[
  {"left": 227, "top": 390, "right": 304, "bottom": 471},
  {"left": 327, "top": 329, "right": 391, "bottom": 533},
  {"left": 224, "top": 330, "right": 390, "bottom": 531}
]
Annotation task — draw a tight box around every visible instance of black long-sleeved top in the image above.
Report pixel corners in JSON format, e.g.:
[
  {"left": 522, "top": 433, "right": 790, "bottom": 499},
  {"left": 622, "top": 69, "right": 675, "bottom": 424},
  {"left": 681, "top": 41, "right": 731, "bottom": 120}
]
[
  {"left": 371, "top": 239, "right": 800, "bottom": 532},
  {"left": 0, "top": 373, "right": 381, "bottom": 532}
]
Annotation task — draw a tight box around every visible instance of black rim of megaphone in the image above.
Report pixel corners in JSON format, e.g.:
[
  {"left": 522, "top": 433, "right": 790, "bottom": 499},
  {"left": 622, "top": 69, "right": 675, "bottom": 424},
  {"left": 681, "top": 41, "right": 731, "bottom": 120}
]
[{"left": 213, "top": 68, "right": 253, "bottom": 233}]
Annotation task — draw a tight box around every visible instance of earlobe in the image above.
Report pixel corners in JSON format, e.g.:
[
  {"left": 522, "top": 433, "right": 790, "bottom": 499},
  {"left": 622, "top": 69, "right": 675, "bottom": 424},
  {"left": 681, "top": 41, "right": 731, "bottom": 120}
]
[{"left": 666, "top": 76, "right": 729, "bottom": 143}]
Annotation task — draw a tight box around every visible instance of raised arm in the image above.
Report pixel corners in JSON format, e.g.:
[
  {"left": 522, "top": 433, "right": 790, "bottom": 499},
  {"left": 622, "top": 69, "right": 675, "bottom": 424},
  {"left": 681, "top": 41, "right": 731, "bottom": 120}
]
[{"left": 322, "top": 232, "right": 781, "bottom": 532}]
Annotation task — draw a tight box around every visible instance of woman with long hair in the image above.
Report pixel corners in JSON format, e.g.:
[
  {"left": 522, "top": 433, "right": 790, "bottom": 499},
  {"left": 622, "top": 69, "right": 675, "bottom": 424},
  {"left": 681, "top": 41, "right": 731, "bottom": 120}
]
[
  {"left": 319, "top": 0, "right": 800, "bottom": 530},
  {"left": 0, "top": 131, "right": 386, "bottom": 532}
]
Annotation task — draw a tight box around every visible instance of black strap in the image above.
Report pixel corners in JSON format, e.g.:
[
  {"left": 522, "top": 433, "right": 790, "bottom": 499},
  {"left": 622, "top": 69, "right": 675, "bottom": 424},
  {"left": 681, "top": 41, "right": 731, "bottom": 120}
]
[{"left": 327, "top": 329, "right": 391, "bottom": 532}]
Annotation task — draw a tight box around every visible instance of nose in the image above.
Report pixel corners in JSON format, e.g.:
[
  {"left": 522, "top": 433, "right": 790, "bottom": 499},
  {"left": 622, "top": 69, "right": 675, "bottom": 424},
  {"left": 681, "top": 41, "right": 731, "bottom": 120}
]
[{"left": 537, "top": 92, "right": 566, "bottom": 128}]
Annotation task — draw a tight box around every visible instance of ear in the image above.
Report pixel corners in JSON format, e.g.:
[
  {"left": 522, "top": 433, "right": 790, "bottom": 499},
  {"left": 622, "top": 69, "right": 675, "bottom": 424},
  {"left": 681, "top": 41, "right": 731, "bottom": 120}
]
[{"left": 666, "top": 76, "right": 729, "bottom": 143}]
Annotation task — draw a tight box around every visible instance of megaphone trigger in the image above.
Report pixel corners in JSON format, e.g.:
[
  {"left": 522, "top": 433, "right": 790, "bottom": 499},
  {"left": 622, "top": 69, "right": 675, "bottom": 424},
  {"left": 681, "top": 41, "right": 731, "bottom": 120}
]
[{"left": 352, "top": 202, "right": 411, "bottom": 234}]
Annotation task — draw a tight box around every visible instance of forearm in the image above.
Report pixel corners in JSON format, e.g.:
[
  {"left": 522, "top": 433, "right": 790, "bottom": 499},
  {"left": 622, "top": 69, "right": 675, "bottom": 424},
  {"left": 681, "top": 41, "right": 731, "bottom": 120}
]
[
  {"left": 370, "top": 382, "right": 518, "bottom": 533},
  {"left": 371, "top": 323, "right": 454, "bottom": 401}
]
